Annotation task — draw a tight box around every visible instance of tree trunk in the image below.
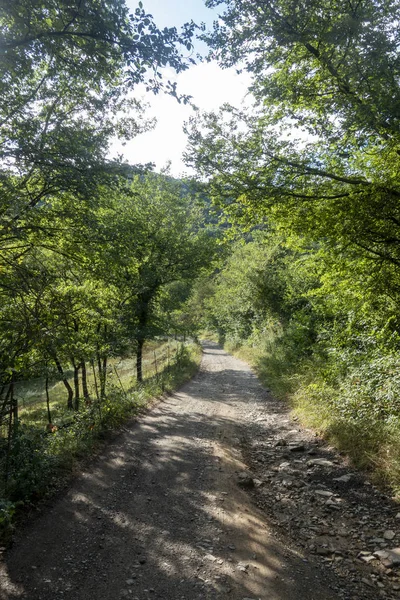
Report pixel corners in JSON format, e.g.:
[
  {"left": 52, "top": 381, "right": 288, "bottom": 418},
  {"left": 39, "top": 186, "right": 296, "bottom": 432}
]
[
  {"left": 96, "top": 352, "right": 104, "bottom": 398},
  {"left": 45, "top": 375, "right": 52, "bottom": 424},
  {"left": 0, "top": 383, "right": 6, "bottom": 402},
  {"left": 97, "top": 351, "right": 102, "bottom": 385},
  {"left": 0, "top": 382, "right": 12, "bottom": 422},
  {"left": 96, "top": 324, "right": 108, "bottom": 398},
  {"left": 81, "top": 361, "right": 90, "bottom": 400},
  {"left": 5, "top": 381, "right": 13, "bottom": 489},
  {"left": 91, "top": 359, "right": 100, "bottom": 401},
  {"left": 71, "top": 359, "right": 80, "bottom": 411},
  {"left": 54, "top": 355, "right": 74, "bottom": 410},
  {"left": 96, "top": 352, "right": 108, "bottom": 398},
  {"left": 101, "top": 355, "right": 107, "bottom": 398},
  {"left": 135, "top": 292, "right": 153, "bottom": 384},
  {"left": 10, "top": 374, "right": 17, "bottom": 429},
  {"left": 136, "top": 338, "right": 144, "bottom": 383}
]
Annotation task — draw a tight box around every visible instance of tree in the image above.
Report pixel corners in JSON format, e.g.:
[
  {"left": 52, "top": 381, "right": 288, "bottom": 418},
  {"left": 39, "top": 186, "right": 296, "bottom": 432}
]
[
  {"left": 0, "top": 0, "right": 197, "bottom": 278},
  {"left": 182, "top": 2, "right": 400, "bottom": 486},
  {"left": 205, "top": 0, "right": 400, "bottom": 139},
  {"left": 95, "top": 173, "right": 217, "bottom": 382},
  {"left": 187, "top": 0, "right": 400, "bottom": 290},
  {"left": 0, "top": 0, "right": 200, "bottom": 395}
]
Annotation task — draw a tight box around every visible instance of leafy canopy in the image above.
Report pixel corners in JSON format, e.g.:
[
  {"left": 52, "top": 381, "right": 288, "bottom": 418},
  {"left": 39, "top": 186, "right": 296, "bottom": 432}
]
[
  {"left": 187, "top": 0, "right": 400, "bottom": 292},
  {"left": 0, "top": 0, "right": 196, "bottom": 242}
]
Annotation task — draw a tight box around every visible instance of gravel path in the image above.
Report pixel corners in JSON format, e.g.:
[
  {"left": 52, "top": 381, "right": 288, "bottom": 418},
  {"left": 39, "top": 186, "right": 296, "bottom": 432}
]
[{"left": 0, "top": 342, "right": 374, "bottom": 599}]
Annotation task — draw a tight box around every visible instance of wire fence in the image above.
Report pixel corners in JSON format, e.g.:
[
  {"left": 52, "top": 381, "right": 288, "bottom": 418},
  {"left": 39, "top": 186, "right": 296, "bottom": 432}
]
[{"left": 0, "top": 339, "right": 181, "bottom": 435}]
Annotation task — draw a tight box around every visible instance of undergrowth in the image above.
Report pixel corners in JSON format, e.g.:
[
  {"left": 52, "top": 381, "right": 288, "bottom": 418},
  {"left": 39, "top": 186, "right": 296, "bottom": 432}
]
[{"left": 0, "top": 342, "right": 201, "bottom": 542}]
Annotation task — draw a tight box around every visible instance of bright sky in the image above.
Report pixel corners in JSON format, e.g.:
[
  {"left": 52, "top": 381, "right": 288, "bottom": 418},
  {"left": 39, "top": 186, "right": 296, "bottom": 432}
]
[{"left": 111, "top": 0, "right": 251, "bottom": 176}]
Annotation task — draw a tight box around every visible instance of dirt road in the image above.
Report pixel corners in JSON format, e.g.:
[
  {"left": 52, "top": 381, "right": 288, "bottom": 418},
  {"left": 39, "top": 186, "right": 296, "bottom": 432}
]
[{"left": 0, "top": 343, "right": 350, "bottom": 599}]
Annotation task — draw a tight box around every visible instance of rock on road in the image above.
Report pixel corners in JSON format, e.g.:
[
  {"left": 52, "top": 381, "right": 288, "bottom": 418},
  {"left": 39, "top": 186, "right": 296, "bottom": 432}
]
[{"left": 0, "top": 342, "right": 342, "bottom": 600}]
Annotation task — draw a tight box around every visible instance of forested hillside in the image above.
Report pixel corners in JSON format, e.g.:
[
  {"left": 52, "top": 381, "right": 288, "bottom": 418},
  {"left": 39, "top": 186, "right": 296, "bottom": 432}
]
[{"left": 186, "top": 0, "right": 400, "bottom": 494}]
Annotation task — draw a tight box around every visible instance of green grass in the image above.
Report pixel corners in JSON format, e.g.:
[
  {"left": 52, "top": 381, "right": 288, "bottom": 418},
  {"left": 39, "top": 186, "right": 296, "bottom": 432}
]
[
  {"left": 18, "top": 340, "right": 181, "bottom": 428},
  {"left": 292, "top": 381, "right": 400, "bottom": 495}
]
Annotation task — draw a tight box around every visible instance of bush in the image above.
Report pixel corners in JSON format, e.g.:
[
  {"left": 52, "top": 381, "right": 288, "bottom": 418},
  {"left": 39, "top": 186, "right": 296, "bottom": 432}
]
[
  {"left": 224, "top": 324, "right": 400, "bottom": 497},
  {"left": 0, "top": 500, "right": 15, "bottom": 544},
  {"left": 4, "top": 425, "right": 57, "bottom": 502}
]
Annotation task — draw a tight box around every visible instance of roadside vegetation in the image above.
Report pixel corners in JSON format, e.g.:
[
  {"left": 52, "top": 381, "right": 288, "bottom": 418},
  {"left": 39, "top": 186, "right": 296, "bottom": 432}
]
[
  {"left": 0, "top": 162, "right": 216, "bottom": 522},
  {"left": 196, "top": 232, "right": 400, "bottom": 496}
]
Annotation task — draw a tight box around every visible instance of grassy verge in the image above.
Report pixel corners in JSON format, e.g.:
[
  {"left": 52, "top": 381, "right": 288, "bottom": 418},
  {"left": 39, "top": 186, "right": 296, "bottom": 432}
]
[
  {"left": 18, "top": 340, "right": 182, "bottom": 428},
  {"left": 291, "top": 382, "right": 400, "bottom": 493},
  {"left": 224, "top": 337, "right": 400, "bottom": 499},
  {"left": 0, "top": 342, "right": 202, "bottom": 543}
]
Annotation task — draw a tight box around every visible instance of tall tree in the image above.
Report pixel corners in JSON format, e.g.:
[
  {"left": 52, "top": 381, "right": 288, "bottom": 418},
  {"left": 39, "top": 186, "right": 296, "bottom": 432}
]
[
  {"left": 0, "top": 0, "right": 198, "bottom": 382},
  {"left": 95, "top": 173, "right": 217, "bottom": 381},
  {"left": 0, "top": 0, "right": 196, "bottom": 270},
  {"left": 187, "top": 0, "right": 400, "bottom": 287}
]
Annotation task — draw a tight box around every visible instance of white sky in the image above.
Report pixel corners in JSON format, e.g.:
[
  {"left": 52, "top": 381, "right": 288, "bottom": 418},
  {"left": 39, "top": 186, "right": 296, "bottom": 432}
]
[{"left": 110, "top": 0, "right": 251, "bottom": 176}]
